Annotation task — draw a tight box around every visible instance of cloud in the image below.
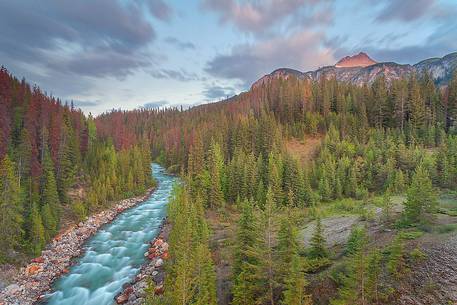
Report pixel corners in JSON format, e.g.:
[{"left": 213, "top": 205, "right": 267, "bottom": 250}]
[
  {"left": 374, "top": 0, "right": 452, "bottom": 23},
  {"left": 143, "top": 100, "right": 170, "bottom": 109},
  {"left": 205, "top": 30, "right": 335, "bottom": 86},
  {"left": 364, "top": 23, "right": 457, "bottom": 64},
  {"left": 145, "top": 0, "right": 173, "bottom": 21},
  {"left": 0, "top": 0, "right": 157, "bottom": 79},
  {"left": 47, "top": 48, "right": 151, "bottom": 79},
  {"left": 201, "top": 0, "right": 333, "bottom": 34},
  {"left": 202, "top": 84, "right": 236, "bottom": 100},
  {"left": 72, "top": 100, "right": 100, "bottom": 107},
  {"left": 164, "top": 37, "right": 196, "bottom": 50},
  {"left": 150, "top": 68, "right": 203, "bottom": 82}
]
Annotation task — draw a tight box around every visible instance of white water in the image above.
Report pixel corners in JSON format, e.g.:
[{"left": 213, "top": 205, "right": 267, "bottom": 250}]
[{"left": 44, "top": 164, "right": 176, "bottom": 305}]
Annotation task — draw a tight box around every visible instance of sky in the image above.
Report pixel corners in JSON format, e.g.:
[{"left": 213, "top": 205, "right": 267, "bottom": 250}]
[{"left": 1, "top": 0, "right": 456, "bottom": 115}]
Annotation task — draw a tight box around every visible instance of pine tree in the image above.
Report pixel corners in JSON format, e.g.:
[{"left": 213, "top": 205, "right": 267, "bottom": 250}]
[
  {"left": 57, "top": 122, "right": 77, "bottom": 202},
  {"left": 309, "top": 216, "right": 328, "bottom": 259},
  {"left": 403, "top": 164, "right": 437, "bottom": 224},
  {"left": 381, "top": 191, "right": 394, "bottom": 224},
  {"left": 41, "top": 149, "right": 60, "bottom": 238},
  {"left": 233, "top": 199, "right": 257, "bottom": 275},
  {"left": 447, "top": 71, "right": 457, "bottom": 131},
  {"left": 282, "top": 254, "right": 312, "bottom": 305},
  {"left": 208, "top": 139, "right": 225, "bottom": 209},
  {"left": 0, "top": 155, "right": 23, "bottom": 260},
  {"left": 387, "top": 237, "right": 407, "bottom": 280},
  {"left": 332, "top": 226, "right": 369, "bottom": 305},
  {"left": 277, "top": 212, "right": 299, "bottom": 281},
  {"left": 366, "top": 250, "right": 382, "bottom": 304},
  {"left": 29, "top": 202, "right": 45, "bottom": 255},
  {"left": 268, "top": 152, "right": 283, "bottom": 205},
  {"left": 249, "top": 187, "right": 278, "bottom": 305},
  {"left": 346, "top": 226, "right": 367, "bottom": 255}
]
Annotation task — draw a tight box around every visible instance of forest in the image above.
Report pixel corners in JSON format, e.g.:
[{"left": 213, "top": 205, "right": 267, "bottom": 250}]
[
  {"left": 0, "top": 67, "right": 153, "bottom": 262},
  {"left": 1, "top": 63, "right": 457, "bottom": 303},
  {"left": 93, "top": 70, "right": 457, "bottom": 304}
]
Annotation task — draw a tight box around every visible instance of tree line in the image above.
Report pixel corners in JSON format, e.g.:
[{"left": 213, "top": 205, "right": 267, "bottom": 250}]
[{"left": 0, "top": 67, "right": 153, "bottom": 261}]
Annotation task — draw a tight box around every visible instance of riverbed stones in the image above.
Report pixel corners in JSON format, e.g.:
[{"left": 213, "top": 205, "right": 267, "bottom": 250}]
[
  {"left": 0, "top": 189, "right": 153, "bottom": 305},
  {"left": 115, "top": 221, "right": 171, "bottom": 305}
]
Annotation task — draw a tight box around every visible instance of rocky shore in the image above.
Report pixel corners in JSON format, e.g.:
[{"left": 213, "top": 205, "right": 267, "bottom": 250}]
[
  {"left": 114, "top": 220, "right": 171, "bottom": 305},
  {"left": 0, "top": 189, "right": 153, "bottom": 305}
]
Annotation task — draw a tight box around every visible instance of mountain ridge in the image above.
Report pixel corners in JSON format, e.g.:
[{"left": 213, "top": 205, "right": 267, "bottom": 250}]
[{"left": 252, "top": 51, "right": 457, "bottom": 89}]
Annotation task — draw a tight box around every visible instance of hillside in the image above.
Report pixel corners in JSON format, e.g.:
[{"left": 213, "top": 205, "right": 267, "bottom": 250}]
[
  {"left": 0, "top": 67, "right": 153, "bottom": 266},
  {"left": 93, "top": 53, "right": 457, "bottom": 305},
  {"left": 1, "top": 48, "right": 457, "bottom": 305}
]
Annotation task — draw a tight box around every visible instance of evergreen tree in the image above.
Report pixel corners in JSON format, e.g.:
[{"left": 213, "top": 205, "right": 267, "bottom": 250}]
[
  {"left": 250, "top": 187, "right": 278, "bottom": 305},
  {"left": 403, "top": 164, "right": 437, "bottom": 224},
  {"left": 277, "top": 212, "right": 299, "bottom": 282},
  {"left": 41, "top": 149, "right": 60, "bottom": 239},
  {"left": 309, "top": 216, "right": 328, "bottom": 259},
  {"left": 29, "top": 202, "right": 45, "bottom": 255},
  {"left": 208, "top": 139, "right": 225, "bottom": 209},
  {"left": 282, "top": 254, "right": 312, "bottom": 305},
  {"left": 332, "top": 227, "right": 369, "bottom": 305},
  {"left": 0, "top": 156, "right": 23, "bottom": 260}
]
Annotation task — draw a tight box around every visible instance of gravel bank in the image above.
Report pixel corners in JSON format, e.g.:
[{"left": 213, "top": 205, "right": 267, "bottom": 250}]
[
  {"left": 0, "top": 189, "right": 154, "bottom": 305},
  {"left": 114, "top": 220, "right": 171, "bottom": 305}
]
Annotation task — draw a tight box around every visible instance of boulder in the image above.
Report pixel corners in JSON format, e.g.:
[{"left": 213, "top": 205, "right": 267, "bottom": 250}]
[
  {"left": 116, "top": 294, "right": 129, "bottom": 304},
  {"left": 25, "top": 265, "right": 43, "bottom": 276},
  {"left": 161, "top": 242, "right": 169, "bottom": 252},
  {"left": 154, "top": 258, "right": 164, "bottom": 268},
  {"left": 154, "top": 285, "right": 164, "bottom": 295}
]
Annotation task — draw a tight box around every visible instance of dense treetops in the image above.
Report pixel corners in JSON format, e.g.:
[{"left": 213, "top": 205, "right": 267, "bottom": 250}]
[
  {"left": 0, "top": 67, "right": 153, "bottom": 261},
  {"left": 2, "top": 63, "right": 456, "bottom": 303},
  {"left": 127, "top": 69, "right": 456, "bottom": 304}
]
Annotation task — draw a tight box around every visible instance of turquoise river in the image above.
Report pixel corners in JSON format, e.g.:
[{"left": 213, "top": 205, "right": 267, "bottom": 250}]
[{"left": 44, "top": 164, "right": 176, "bottom": 305}]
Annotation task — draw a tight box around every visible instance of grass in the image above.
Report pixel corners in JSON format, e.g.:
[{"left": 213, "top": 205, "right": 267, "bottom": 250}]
[
  {"left": 435, "top": 223, "right": 457, "bottom": 234},
  {"left": 398, "top": 230, "right": 424, "bottom": 240},
  {"left": 313, "top": 198, "right": 367, "bottom": 218},
  {"left": 437, "top": 192, "right": 457, "bottom": 216}
]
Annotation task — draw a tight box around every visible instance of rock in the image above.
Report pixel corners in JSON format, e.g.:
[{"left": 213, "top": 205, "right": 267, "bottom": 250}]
[
  {"left": 154, "top": 284, "right": 164, "bottom": 295},
  {"left": 31, "top": 257, "right": 44, "bottom": 264},
  {"left": 0, "top": 190, "right": 154, "bottom": 305},
  {"left": 154, "top": 258, "right": 163, "bottom": 267},
  {"left": 4, "top": 284, "right": 20, "bottom": 295},
  {"left": 116, "top": 293, "right": 129, "bottom": 304},
  {"left": 153, "top": 239, "right": 163, "bottom": 247},
  {"left": 161, "top": 242, "right": 169, "bottom": 252},
  {"left": 25, "top": 265, "right": 43, "bottom": 276}
]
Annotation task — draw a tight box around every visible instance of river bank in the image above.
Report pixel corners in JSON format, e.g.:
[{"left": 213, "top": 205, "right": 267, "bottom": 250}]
[
  {"left": 0, "top": 189, "right": 154, "bottom": 305},
  {"left": 114, "top": 220, "right": 171, "bottom": 304}
]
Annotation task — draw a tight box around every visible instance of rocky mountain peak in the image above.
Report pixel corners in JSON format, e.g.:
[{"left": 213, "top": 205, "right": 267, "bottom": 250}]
[{"left": 335, "top": 52, "right": 377, "bottom": 68}]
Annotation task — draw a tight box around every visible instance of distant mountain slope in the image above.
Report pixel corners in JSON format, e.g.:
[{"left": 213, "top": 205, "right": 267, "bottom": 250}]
[
  {"left": 252, "top": 51, "right": 457, "bottom": 89},
  {"left": 414, "top": 52, "right": 457, "bottom": 86},
  {"left": 335, "top": 52, "right": 377, "bottom": 68}
]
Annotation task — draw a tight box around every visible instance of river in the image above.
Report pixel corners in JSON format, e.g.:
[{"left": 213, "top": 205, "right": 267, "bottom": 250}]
[{"left": 44, "top": 164, "right": 176, "bottom": 305}]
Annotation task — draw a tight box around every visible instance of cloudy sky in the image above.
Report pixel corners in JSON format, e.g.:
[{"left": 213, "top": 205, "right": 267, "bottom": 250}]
[{"left": 1, "top": 0, "right": 456, "bottom": 114}]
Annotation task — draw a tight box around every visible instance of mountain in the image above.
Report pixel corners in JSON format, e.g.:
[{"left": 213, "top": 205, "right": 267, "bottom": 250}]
[
  {"left": 334, "top": 52, "right": 377, "bottom": 68},
  {"left": 414, "top": 52, "right": 457, "bottom": 86},
  {"left": 252, "top": 51, "right": 457, "bottom": 88}
]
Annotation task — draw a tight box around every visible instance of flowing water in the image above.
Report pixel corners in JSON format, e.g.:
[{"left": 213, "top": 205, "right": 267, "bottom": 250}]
[{"left": 44, "top": 164, "right": 176, "bottom": 305}]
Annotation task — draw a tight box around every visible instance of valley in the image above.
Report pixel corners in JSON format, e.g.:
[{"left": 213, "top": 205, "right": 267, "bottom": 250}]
[{"left": 1, "top": 31, "right": 457, "bottom": 305}]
